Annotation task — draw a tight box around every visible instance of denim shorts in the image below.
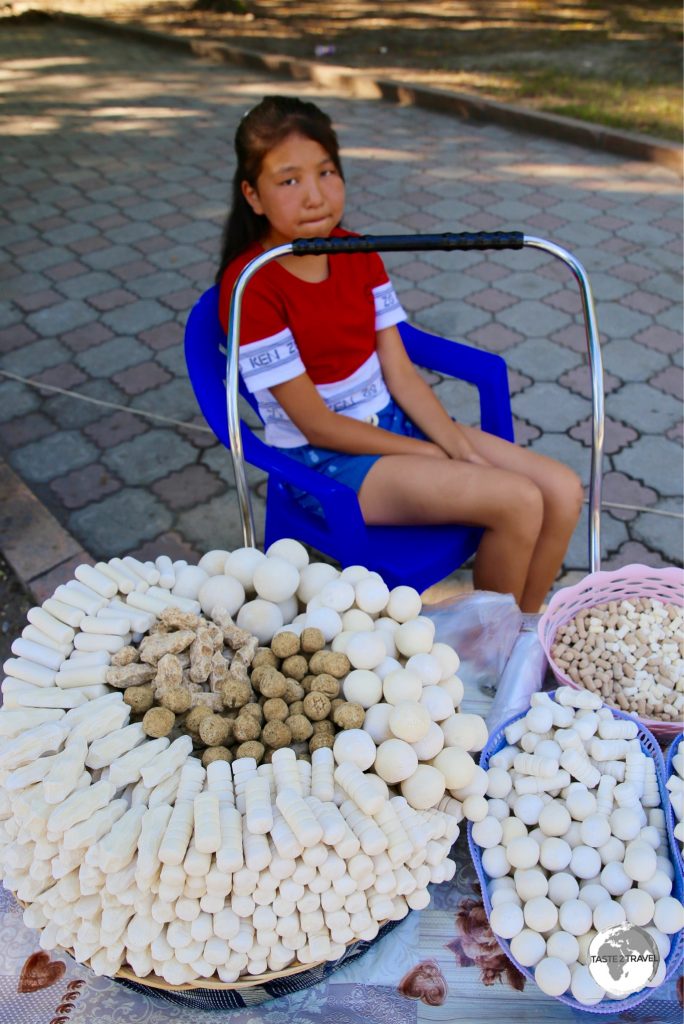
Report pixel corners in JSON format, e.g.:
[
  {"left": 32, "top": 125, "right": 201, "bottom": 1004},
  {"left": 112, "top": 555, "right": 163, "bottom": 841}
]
[{"left": 284, "top": 399, "right": 426, "bottom": 514}]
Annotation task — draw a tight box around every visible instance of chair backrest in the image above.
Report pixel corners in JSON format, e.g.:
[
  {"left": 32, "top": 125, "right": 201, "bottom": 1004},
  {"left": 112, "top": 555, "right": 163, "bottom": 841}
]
[{"left": 184, "top": 284, "right": 512, "bottom": 590}]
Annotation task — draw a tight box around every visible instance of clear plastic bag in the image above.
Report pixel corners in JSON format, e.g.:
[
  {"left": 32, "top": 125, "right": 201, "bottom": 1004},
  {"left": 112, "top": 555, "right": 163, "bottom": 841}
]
[{"left": 422, "top": 590, "right": 522, "bottom": 700}]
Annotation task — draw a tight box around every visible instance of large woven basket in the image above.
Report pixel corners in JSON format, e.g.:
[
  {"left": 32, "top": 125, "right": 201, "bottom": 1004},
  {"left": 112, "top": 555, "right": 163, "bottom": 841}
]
[
  {"left": 538, "top": 564, "right": 684, "bottom": 741},
  {"left": 468, "top": 690, "right": 684, "bottom": 1015},
  {"left": 665, "top": 732, "right": 684, "bottom": 879},
  {"left": 89, "top": 918, "right": 403, "bottom": 1010}
]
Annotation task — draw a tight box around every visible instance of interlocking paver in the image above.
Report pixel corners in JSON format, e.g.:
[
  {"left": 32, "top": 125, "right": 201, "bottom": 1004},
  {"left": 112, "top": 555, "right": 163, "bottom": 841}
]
[
  {"left": 74, "top": 336, "right": 153, "bottom": 378},
  {"left": 614, "top": 436, "right": 684, "bottom": 497},
  {"left": 69, "top": 488, "right": 173, "bottom": 556},
  {"left": 601, "top": 338, "right": 670, "bottom": 381},
  {"left": 25, "top": 299, "right": 94, "bottom": 337},
  {"left": 152, "top": 464, "right": 224, "bottom": 510},
  {"left": 602, "top": 470, "right": 658, "bottom": 522},
  {"left": 503, "top": 338, "right": 582, "bottom": 380},
  {"left": 569, "top": 415, "right": 638, "bottom": 455},
  {"left": 0, "top": 21, "right": 680, "bottom": 578},
  {"left": 102, "top": 428, "right": 198, "bottom": 485},
  {"left": 58, "top": 271, "right": 121, "bottom": 301},
  {"left": 50, "top": 462, "right": 122, "bottom": 509},
  {"left": 0, "top": 337, "right": 71, "bottom": 377},
  {"left": 511, "top": 382, "right": 591, "bottom": 432},
  {"left": 12, "top": 430, "right": 99, "bottom": 483},
  {"left": 632, "top": 500, "right": 684, "bottom": 565},
  {"left": 608, "top": 382, "right": 683, "bottom": 433}
]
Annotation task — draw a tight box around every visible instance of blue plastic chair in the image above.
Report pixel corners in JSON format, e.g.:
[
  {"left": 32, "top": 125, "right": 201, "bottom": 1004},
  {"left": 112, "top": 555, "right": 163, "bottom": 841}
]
[{"left": 184, "top": 284, "right": 514, "bottom": 592}]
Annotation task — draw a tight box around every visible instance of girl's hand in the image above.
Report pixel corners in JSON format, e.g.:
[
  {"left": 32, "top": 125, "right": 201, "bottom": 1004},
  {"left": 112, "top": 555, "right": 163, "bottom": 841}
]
[{"left": 443, "top": 428, "right": 491, "bottom": 466}]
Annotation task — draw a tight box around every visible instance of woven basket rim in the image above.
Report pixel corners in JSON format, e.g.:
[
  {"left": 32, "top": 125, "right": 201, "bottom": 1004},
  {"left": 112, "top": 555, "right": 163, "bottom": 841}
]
[
  {"left": 468, "top": 689, "right": 684, "bottom": 1015},
  {"left": 538, "top": 564, "right": 684, "bottom": 738}
]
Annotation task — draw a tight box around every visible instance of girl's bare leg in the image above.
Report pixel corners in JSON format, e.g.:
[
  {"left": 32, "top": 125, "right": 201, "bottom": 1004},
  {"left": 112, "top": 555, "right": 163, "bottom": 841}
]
[
  {"left": 358, "top": 456, "right": 544, "bottom": 606},
  {"left": 459, "top": 425, "right": 584, "bottom": 611}
]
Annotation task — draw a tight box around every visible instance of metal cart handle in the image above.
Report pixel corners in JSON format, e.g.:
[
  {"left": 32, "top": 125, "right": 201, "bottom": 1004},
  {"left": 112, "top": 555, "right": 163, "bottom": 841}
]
[{"left": 226, "top": 232, "right": 604, "bottom": 574}]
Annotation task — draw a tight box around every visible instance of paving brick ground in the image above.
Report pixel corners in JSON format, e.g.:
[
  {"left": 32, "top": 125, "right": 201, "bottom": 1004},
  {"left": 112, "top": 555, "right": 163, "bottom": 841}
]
[{"left": 0, "top": 18, "right": 682, "bottom": 586}]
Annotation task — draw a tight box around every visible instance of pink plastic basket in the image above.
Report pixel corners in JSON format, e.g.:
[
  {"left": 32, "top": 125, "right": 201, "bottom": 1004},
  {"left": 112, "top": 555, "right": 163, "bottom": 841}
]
[{"left": 538, "top": 564, "right": 684, "bottom": 741}]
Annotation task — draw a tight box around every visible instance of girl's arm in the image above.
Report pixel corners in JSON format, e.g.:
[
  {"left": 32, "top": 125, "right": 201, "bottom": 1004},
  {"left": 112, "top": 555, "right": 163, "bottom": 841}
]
[
  {"left": 269, "top": 373, "right": 447, "bottom": 458},
  {"left": 376, "top": 325, "right": 490, "bottom": 465}
]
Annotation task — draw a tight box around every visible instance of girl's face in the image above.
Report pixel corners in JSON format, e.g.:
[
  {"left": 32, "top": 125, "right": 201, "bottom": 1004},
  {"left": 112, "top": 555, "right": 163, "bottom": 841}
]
[{"left": 242, "top": 132, "right": 345, "bottom": 247}]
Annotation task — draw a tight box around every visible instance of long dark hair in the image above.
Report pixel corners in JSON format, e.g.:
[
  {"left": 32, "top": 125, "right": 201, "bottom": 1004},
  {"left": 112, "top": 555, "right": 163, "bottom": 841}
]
[{"left": 215, "top": 96, "right": 344, "bottom": 283}]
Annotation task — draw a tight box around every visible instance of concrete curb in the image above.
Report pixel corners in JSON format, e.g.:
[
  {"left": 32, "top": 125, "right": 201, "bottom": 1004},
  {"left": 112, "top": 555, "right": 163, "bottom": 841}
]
[
  {"left": 23, "top": 8, "right": 684, "bottom": 178},
  {"left": 0, "top": 460, "right": 93, "bottom": 603}
]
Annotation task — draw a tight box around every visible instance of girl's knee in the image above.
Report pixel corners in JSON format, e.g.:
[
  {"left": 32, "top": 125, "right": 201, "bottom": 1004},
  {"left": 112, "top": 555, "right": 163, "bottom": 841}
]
[
  {"left": 499, "top": 477, "right": 544, "bottom": 541},
  {"left": 546, "top": 466, "right": 584, "bottom": 526}
]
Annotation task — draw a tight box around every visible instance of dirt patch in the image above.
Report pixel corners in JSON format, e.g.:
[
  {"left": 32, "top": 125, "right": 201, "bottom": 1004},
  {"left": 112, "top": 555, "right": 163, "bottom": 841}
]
[{"left": 0, "top": 553, "right": 32, "bottom": 672}]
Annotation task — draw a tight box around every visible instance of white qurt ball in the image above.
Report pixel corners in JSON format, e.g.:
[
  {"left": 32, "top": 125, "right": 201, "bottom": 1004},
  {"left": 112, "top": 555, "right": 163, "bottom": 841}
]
[
  {"left": 411, "top": 721, "right": 444, "bottom": 761},
  {"left": 432, "top": 746, "right": 477, "bottom": 790},
  {"left": 394, "top": 619, "right": 433, "bottom": 657},
  {"left": 420, "top": 685, "right": 453, "bottom": 722},
  {"left": 362, "top": 703, "right": 394, "bottom": 744},
  {"left": 382, "top": 669, "right": 422, "bottom": 705},
  {"left": 253, "top": 557, "right": 300, "bottom": 603},
  {"left": 354, "top": 578, "right": 390, "bottom": 615},
  {"left": 198, "top": 575, "right": 245, "bottom": 618},
  {"left": 386, "top": 586, "right": 422, "bottom": 623},
  {"left": 374, "top": 738, "right": 418, "bottom": 784},
  {"left": 333, "top": 729, "right": 376, "bottom": 771},
  {"left": 430, "top": 641, "right": 460, "bottom": 680},
  {"left": 343, "top": 670, "right": 383, "bottom": 709},
  {"left": 441, "top": 713, "right": 488, "bottom": 752},
  {"left": 373, "top": 616, "right": 399, "bottom": 634},
  {"left": 172, "top": 565, "right": 209, "bottom": 600},
  {"left": 374, "top": 628, "right": 397, "bottom": 658},
  {"left": 439, "top": 675, "right": 464, "bottom": 708},
  {"left": 406, "top": 653, "right": 442, "bottom": 686},
  {"left": 339, "top": 565, "right": 370, "bottom": 584},
  {"left": 198, "top": 549, "right": 231, "bottom": 576},
  {"left": 297, "top": 562, "right": 339, "bottom": 604},
  {"left": 341, "top": 609, "right": 375, "bottom": 632},
  {"left": 266, "top": 538, "right": 309, "bottom": 569},
  {"left": 345, "top": 631, "right": 387, "bottom": 671},
  {"left": 374, "top": 656, "right": 402, "bottom": 681},
  {"left": 224, "top": 547, "right": 267, "bottom": 591},
  {"left": 304, "top": 607, "right": 342, "bottom": 642},
  {"left": 389, "top": 701, "right": 431, "bottom": 743},
  {"left": 401, "top": 764, "right": 445, "bottom": 810},
  {"left": 236, "top": 599, "right": 283, "bottom": 644},
  {"left": 318, "top": 580, "right": 355, "bottom": 612},
  {"left": 331, "top": 631, "right": 353, "bottom": 654},
  {"left": 277, "top": 595, "right": 299, "bottom": 624}
]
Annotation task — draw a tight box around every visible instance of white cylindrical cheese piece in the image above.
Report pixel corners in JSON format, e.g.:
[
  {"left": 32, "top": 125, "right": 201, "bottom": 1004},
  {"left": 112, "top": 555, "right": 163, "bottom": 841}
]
[
  {"left": 3, "top": 658, "right": 56, "bottom": 689},
  {"left": 126, "top": 591, "right": 169, "bottom": 616},
  {"left": 194, "top": 792, "right": 221, "bottom": 854},
  {"left": 74, "top": 564, "right": 118, "bottom": 598},
  {"left": 79, "top": 615, "right": 130, "bottom": 636},
  {"left": 93, "top": 561, "right": 135, "bottom": 594},
  {"left": 26, "top": 606, "right": 75, "bottom": 647},
  {"left": 55, "top": 665, "right": 110, "bottom": 688},
  {"left": 10, "top": 638, "right": 64, "bottom": 671},
  {"left": 73, "top": 633, "right": 126, "bottom": 654},
  {"left": 123, "top": 555, "right": 160, "bottom": 585},
  {"left": 55, "top": 583, "right": 105, "bottom": 615},
  {"left": 42, "top": 598, "right": 84, "bottom": 630}
]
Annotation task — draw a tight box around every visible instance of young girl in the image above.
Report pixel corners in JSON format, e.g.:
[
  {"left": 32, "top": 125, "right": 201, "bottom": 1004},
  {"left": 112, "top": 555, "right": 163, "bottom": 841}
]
[{"left": 217, "top": 96, "right": 583, "bottom": 613}]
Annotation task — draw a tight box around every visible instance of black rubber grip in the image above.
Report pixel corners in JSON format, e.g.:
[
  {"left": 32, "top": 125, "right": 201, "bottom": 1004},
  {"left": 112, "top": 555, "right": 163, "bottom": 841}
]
[{"left": 291, "top": 231, "right": 524, "bottom": 256}]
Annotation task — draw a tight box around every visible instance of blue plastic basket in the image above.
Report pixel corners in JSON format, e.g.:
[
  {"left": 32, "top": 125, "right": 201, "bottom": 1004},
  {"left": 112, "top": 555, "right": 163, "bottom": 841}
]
[
  {"left": 665, "top": 732, "right": 684, "bottom": 879},
  {"left": 467, "top": 690, "right": 684, "bottom": 1014}
]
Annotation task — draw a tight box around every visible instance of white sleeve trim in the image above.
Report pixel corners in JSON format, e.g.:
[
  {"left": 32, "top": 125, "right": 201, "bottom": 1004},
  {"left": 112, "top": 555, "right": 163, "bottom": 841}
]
[
  {"left": 373, "top": 281, "right": 407, "bottom": 330},
  {"left": 238, "top": 327, "right": 306, "bottom": 393}
]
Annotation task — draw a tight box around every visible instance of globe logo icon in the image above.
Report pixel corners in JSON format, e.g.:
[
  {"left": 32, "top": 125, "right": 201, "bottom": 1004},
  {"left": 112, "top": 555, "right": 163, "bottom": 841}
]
[{"left": 588, "top": 923, "right": 660, "bottom": 997}]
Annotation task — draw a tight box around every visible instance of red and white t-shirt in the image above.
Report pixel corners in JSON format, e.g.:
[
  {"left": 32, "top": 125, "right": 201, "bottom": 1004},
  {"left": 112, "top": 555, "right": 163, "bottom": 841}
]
[{"left": 218, "top": 228, "right": 407, "bottom": 447}]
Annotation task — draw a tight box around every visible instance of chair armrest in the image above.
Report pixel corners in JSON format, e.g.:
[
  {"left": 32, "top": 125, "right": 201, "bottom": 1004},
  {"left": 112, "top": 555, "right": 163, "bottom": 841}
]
[{"left": 398, "top": 322, "right": 514, "bottom": 442}]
